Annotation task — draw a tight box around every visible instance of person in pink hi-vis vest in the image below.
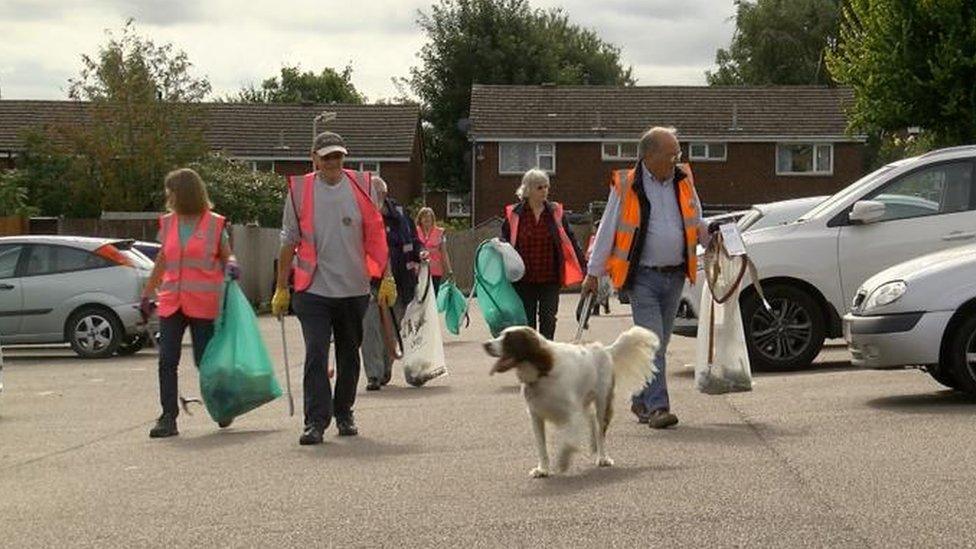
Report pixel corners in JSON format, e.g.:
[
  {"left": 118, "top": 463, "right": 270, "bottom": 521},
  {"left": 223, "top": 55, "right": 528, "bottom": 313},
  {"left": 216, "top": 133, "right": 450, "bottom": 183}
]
[
  {"left": 271, "top": 131, "right": 389, "bottom": 446},
  {"left": 415, "top": 207, "right": 454, "bottom": 294}
]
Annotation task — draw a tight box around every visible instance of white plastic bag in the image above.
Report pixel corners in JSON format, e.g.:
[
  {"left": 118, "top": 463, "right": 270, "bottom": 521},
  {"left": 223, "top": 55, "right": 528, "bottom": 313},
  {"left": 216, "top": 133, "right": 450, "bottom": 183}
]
[
  {"left": 400, "top": 263, "right": 448, "bottom": 387},
  {"left": 489, "top": 237, "right": 525, "bottom": 282},
  {"left": 694, "top": 239, "right": 753, "bottom": 394}
]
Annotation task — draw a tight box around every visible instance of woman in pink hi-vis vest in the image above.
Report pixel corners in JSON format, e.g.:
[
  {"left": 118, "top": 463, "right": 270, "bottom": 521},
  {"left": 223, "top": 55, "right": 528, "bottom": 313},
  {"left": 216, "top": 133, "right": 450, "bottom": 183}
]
[
  {"left": 141, "top": 168, "right": 240, "bottom": 439},
  {"left": 415, "top": 207, "right": 453, "bottom": 294}
]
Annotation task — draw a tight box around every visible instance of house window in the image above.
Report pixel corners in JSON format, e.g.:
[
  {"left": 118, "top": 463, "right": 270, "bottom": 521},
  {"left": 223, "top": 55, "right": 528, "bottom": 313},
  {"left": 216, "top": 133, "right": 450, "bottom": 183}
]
[
  {"left": 601, "top": 142, "right": 639, "bottom": 161},
  {"left": 251, "top": 160, "right": 275, "bottom": 172},
  {"left": 447, "top": 193, "right": 471, "bottom": 218},
  {"left": 499, "top": 142, "right": 556, "bottom": 174},
  {"left": 688, "top": 142, "right": 727, "bottom": 161},
  {"left": 348, "top": 161, "right": 381, "bottom": 174},
  {"left": 776, "top": 143, "right": 833, "bottom": 175}
]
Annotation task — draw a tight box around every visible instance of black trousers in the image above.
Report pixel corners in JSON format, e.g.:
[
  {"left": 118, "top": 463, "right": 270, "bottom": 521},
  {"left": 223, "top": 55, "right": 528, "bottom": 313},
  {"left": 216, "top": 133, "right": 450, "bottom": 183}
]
[
  {"left": 158, "top": 311, "right": 214, "bottom": 418},
  {"left": 292, "top": 291, "right": 369, "bottom": 430},
  {"left": 514, "top": 282, "right": 561, "bottom": 340}
]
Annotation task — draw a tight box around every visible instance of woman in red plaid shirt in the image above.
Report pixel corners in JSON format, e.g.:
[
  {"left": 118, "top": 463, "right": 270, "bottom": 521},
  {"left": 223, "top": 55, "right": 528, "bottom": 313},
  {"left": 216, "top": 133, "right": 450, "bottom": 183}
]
[{"left": 501, "top": 169, "right": 585, "bottom": 340}]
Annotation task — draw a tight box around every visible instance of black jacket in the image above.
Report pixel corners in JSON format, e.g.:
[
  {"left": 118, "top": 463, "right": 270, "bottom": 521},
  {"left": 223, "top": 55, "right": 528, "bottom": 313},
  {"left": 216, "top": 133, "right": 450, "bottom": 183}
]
[
  {"left": 499, "top": 200, "right": 586, "bottom": 284},
  {"left": 381, "top": 198, "right": 424, "bottom": 303}
]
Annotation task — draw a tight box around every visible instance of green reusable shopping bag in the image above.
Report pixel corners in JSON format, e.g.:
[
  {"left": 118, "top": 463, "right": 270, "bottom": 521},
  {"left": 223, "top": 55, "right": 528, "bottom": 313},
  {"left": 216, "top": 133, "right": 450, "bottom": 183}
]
[
  {"left": 436, "top": 279, "right": 468, "bottom": 335},
  {"left": 199, "top": 281, "right": 282, "bottom": 424},
  {"left": 473, "top": 240, "right": 527, "bottom": 337}
]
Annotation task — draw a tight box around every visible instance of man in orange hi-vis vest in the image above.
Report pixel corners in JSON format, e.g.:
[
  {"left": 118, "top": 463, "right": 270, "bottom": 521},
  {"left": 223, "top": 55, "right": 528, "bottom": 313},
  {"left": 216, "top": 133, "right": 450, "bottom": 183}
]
[{"left": 583, "top": 127, "right": 710, "bottom": 430}]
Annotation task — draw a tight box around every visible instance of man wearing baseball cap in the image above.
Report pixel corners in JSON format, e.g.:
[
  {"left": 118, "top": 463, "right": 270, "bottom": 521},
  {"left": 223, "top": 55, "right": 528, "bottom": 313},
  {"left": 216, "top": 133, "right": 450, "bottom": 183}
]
[{"left": 273, "top": 131, "right": 389, "bottom": 445}]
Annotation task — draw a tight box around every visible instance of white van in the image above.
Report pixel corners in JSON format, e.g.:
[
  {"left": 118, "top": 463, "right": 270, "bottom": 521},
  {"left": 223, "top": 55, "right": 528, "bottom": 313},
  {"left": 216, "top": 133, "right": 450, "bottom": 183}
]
[{"left": 732, "top": 146, "right": 976, "bottom": 369}]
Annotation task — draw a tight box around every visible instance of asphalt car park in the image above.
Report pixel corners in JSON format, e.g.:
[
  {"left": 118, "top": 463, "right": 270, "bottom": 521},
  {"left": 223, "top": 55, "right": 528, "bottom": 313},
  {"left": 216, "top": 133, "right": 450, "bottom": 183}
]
[{"left": 2, "top": 297, "right": 975, "bottom": 547}]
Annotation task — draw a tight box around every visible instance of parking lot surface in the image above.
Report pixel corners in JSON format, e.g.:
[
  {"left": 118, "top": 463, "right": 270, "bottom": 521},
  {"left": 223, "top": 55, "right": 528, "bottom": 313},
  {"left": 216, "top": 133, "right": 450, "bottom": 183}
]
[{"left": 1, "top": 295, "right": 974, "bottom": 547}]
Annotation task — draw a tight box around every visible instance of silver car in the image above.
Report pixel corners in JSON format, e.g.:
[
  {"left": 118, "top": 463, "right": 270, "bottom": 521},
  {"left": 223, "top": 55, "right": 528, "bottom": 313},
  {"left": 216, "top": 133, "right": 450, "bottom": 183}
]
[
  {"left": 0, "top": 236, "right": 155, "bottom": 358},
  {"left": 845, "top": 242, "right": 976, "bottom": 394},
  {"left": 673, "top": 195, "right": 828, "bottom": 337}
]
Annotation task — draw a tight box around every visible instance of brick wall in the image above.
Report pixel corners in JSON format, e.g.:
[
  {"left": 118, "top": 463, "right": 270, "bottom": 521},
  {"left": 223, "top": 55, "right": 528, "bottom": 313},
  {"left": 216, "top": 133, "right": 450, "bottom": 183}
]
[
  {"left": 473, "top": 141, "right": 866, "bottom": 222},
  {"left": 270, "top": 157, "right": 422, "bottom": 207}
]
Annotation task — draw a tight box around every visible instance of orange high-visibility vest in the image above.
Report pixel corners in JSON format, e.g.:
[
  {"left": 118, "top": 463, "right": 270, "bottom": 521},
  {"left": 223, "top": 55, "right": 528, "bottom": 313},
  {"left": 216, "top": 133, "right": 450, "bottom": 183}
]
[
  {"left": 505, "top": 201, "right": 584, "bottom": 287},
  {"left": 288, "top": 169, "right": 388, "bottom": 292},
  {"left": 157, "top": 211, "right": 226, "bottom": 320},
  {"left": 418, "top": 225, "right": 445, "bottom": 277},
  {"left": 606, "top": 164, "right": 700, "bottom": 289}
]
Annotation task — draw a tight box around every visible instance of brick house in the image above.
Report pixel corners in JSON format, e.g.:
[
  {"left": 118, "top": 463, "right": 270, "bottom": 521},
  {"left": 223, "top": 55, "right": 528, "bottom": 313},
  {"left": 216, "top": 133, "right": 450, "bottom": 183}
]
[
  {"left": 467, "top": 84, "right": 867, "bottom": 223},
  {"left": 0, "top": 101, "right": 424, "bottom": 206}
]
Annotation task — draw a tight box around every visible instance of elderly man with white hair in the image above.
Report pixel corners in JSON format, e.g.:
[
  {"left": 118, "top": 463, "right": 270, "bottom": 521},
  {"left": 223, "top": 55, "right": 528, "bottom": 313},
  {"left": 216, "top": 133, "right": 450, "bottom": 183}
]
[
  {"left": 584, "top": 127, "right": 710, "bottom": 430},
  {"left": 360, "top": 175, "right": 430, "bottom": 391},
  {"left": 500, "top": 168, "right": 586, "bottom": 340}
]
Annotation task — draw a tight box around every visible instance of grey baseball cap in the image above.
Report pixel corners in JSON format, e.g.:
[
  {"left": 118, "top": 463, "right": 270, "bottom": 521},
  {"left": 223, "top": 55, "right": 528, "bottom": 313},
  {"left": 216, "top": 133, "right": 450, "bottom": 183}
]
[{"left": 312, "top": 131, "right": 348, "bottom": 157}]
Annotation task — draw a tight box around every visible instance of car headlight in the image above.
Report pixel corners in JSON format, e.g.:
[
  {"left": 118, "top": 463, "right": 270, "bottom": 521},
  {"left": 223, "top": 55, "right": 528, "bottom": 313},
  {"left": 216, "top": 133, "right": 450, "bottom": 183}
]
[{"left": 862, "top": 281, "right": 907, "bottom": 312}]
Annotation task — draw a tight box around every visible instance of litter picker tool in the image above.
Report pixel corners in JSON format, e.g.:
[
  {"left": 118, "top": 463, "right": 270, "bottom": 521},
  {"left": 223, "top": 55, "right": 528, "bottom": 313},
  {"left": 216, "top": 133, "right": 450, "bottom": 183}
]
[
  {"left": 573, "top": 292, "right": 594, "bottom": 344},
  {"left": 277, "top": 316, "right": 295, "bottom": 417}
]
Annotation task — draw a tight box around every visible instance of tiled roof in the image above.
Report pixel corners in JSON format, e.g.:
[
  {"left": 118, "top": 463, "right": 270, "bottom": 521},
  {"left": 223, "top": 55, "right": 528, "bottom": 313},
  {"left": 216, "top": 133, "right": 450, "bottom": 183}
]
[
  {"left": 469, "top": 85, "right": 862, "bottom": 141},
  {"left": 0, "top": 101, "right": 421, "bottom": 159}
]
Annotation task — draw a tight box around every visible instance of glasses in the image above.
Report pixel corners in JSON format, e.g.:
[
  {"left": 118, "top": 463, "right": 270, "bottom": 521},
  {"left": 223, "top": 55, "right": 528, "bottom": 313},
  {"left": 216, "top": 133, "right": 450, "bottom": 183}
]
[{"left": 535, "top": 185, "right": 550, "bottom": 191}]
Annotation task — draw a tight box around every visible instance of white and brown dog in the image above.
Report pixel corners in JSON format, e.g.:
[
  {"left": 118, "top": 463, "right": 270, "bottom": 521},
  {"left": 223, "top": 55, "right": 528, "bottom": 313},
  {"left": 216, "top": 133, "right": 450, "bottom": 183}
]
[{"left": 484, "top": 326, "right": 659, "bottom": 478}]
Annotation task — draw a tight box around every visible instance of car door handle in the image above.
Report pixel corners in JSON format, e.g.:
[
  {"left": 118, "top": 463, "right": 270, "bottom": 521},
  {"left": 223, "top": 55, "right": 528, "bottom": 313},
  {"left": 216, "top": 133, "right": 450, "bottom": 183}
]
[
  {"left": 942, "top": 231, "right": 976, "bottom": 241},
  {"left": 0, "top": 283, "right": 14, "bottom": 290}
]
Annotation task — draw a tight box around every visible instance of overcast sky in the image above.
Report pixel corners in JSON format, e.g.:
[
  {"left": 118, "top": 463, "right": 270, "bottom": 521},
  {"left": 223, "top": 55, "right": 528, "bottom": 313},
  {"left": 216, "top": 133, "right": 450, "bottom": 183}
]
[{"left": 0, "top": 0, "right": 737, "bottom": 102}]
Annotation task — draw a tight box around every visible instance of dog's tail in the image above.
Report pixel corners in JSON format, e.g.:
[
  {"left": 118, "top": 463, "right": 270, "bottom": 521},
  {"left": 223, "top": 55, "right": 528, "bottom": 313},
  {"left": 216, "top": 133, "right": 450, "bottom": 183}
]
[{"left": 607, "top": 326, "right": 660, "bottom": 391}]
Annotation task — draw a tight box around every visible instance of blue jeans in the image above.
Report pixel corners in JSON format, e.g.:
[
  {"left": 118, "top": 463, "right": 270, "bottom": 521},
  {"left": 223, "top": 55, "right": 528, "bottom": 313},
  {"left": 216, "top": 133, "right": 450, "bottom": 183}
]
[{"left": 630, "top": 267, "right": 686, "bottom": 412}]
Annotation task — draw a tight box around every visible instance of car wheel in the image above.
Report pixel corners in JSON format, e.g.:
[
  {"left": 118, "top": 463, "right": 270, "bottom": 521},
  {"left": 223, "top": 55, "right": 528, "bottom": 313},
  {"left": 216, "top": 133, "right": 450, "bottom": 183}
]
[
  {"left": 946, "top": 314, "right": 976, "bottom": 395},
  {"left": 66, "top": 306, "right": 123, "bottom": 359},
  {"left": 116, "top": 333, "right": 148, "bottom": 356},
  {"left": 927, "top": 363, "right": 961, "bottom": 390},
  {"left": 741, "top": 284, "right": 826, "bottom": 370}
]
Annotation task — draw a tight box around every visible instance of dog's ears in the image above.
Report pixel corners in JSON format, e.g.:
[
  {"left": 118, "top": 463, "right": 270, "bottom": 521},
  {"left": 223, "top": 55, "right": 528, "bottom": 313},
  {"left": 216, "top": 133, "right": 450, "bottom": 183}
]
[
  {"left": 501, "top": 328, "right": 553, "bottom": 376},
  {"left": 490, "top": 357, "right": 517, "bottom": 375}
]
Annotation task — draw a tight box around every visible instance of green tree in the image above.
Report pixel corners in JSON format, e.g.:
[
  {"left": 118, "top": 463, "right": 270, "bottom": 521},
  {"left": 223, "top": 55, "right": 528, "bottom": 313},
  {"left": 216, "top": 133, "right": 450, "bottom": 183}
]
[
  {"left": 828, "top": 0, "right": 976, "bottom": 148},
  {"left": 707, "top": 0, "right": 841, "bottom": 86},
  {"left": 0, "top": 169, "right": 39, "bottom": 217},
  {"left": 231, "top": 65, "right": 365, "bottom": 104},
  {"left": 409, "top": 0, "right": 634, "bottom": 192},
  {"left": 189, "top": 153, "right": 286, "bottom": 227},
  {"left": 18, "top": 20, "right": 213, "bottom": 216}
]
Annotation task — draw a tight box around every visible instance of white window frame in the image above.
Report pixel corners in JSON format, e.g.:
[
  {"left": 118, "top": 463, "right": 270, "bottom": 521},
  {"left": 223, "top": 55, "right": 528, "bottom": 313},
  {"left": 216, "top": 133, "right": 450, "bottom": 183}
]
[
  {"left": 347, "top": 161, "right": 381, "bottom": 175},
  {"left": 250, "top": 160, "right": 276, "bottom": 172},
  {"left": 776, "top": 143, "right": 834, "bottom": 176},
  {"left": 601, "top": 141, "right": 639, "bottom": 161},
  {"left": 688, "top": 142, "right": 727, "bottom": 162},
  {"left": 446, "top": 193, "right": 471, "bottom": 218},
  {"left": 498, "top": 142, "right": 556, "bottom": 175}
]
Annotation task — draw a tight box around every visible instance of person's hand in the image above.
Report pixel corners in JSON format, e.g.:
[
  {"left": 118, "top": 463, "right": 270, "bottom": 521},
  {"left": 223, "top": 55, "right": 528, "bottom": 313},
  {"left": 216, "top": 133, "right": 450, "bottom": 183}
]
[
  {"left": 378, "top": 276, "right": 397, "bottom": 307},
  {"left": 581, "top": 275, "right": 599, "bottom": 296},
  {"left": 445, "top": 270, "right": 454, "bottom": 281},
  {"left": 224, "top": 259, "right": 241, "bottom": 280},
  {"left": 271, "top": 287, "right": 291, "bottom": 318},
  {"left": 419, "top": 249, "right": 430, "bottom": 261},
  {"left": 139, "top": 296, "right": 155, "bottom": 323}
]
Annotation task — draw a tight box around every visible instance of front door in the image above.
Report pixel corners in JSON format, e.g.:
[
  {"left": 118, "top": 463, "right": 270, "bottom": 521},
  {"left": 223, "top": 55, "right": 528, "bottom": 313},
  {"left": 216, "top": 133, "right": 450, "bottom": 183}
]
[{"left": 837, "top": 159, "right": 976, "bottom": 309}]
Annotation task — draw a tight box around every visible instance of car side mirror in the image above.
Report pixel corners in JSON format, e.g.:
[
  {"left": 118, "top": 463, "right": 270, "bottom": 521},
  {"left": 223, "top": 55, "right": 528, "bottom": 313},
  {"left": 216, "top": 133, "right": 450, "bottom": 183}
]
[{"left": 849, "top": 200, "right": 886, "bottom": 225}]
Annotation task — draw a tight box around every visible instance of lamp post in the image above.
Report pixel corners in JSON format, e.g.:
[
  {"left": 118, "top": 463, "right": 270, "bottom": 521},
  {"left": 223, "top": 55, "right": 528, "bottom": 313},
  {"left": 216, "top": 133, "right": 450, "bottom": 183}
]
[{"left": 313, "top": 111, "right": 337, "bottom": 140}]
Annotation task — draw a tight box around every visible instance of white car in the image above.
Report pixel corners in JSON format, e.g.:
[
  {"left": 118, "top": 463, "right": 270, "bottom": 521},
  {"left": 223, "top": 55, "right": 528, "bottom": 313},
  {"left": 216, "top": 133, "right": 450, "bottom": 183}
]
[
  {"left": 843, "top": 244, "right": 976, "bottom": 393},
  {"left": 673, "top": 195, "right": 827, "bottom": 336},
  {"left": 703, "top": 145, "right": 976, "bottom": 370}
]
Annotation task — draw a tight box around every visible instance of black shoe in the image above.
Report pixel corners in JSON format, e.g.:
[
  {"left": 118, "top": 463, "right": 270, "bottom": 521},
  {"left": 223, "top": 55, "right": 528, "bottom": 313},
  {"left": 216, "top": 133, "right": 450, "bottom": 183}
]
[
  {"left": 299, "top": 424, "right": 324, "bottom": 445},
  {"left": 366, "top": 378, "right": 381, "bottom": 391},
  {"left": 149, "top": 414, "right": 178, "bottom": 438},
  {"left": 217, "top": 418, "right": 234, "bottom": 429},
  {"left": 336, "top": 414, "right": 358, "bottom": 437},
  {"left": 647, "top": 410, "right": 679, "bottom": 429},
  {"left": 631, "top": 401, "right": 650, "bottom": 424}
]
